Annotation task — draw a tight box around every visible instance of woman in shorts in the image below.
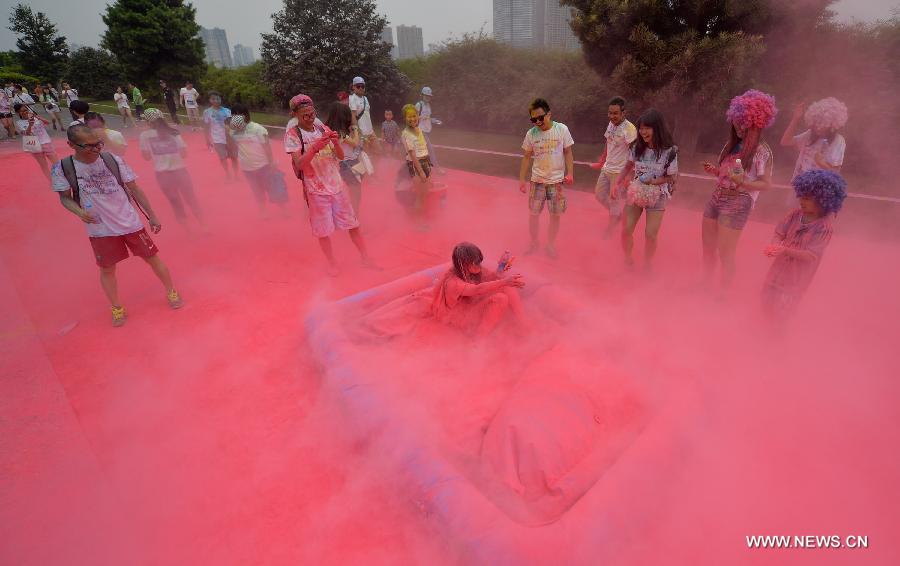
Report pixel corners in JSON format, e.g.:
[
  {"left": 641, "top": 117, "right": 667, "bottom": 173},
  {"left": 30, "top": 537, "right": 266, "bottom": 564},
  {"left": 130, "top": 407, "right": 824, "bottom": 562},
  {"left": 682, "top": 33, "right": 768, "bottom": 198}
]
[{"left": 701, "top": 89, "right": 776, "bottom": 292}]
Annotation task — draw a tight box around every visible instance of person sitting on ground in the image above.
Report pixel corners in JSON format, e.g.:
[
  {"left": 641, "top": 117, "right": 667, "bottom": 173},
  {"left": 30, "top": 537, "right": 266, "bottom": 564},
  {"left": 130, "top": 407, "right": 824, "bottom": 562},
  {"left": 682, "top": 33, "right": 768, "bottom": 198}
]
[
  {"left": 84, "top": 112, "right": 128, "bottom": 156},
  {"left": 431, "top": 242, "right": 528, "bottom": 338}
]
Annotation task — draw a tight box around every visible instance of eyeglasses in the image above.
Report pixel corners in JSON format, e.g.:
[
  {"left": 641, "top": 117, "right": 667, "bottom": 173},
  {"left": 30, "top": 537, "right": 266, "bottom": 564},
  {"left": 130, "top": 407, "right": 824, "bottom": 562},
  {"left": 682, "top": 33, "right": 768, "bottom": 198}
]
[
  {"left": 529, "top": 114, "right": 548, "bottom": 124},
  {"left": 354, "top": 85, "right": 366, "bottom": 89},
  {"left": 74, "top": 140, "right": 105, "bottom": 150},
  {"left": 299, "top": 111, "right": 316, "bottom": 120}
]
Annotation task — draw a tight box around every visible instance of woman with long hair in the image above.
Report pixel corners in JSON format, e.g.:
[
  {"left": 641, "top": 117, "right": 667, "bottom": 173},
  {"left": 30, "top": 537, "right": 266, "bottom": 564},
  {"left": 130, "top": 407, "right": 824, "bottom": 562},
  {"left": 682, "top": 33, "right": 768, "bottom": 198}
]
[
  {"left": 39, "top": 85, "right": 63, "bottom": 130},
  {"left": 701, "top": 89, "right": 777, "bottom": 291},
  {"left": 613, "top": 108, "right": 678, "bottom": 270},
  {"left": 324, "top": 101, "right": 364, "bottom": 214},
  {"left": 113, "top": 86, "right": 136, "bottom": 128}
]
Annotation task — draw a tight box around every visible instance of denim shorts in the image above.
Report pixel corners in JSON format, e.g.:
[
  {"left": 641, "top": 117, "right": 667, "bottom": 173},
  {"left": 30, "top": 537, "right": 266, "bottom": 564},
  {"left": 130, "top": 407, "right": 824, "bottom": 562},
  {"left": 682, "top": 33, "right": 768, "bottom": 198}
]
[{"left": 703, "top": 187, "right": 754, "bottom": 230}]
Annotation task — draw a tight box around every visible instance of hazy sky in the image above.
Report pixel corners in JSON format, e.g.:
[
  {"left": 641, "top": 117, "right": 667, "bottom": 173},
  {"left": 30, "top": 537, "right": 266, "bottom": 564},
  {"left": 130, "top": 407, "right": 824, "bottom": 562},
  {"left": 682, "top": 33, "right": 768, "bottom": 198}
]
[{"left": 0, "top": 0, "right": 896, "bottom": 54}]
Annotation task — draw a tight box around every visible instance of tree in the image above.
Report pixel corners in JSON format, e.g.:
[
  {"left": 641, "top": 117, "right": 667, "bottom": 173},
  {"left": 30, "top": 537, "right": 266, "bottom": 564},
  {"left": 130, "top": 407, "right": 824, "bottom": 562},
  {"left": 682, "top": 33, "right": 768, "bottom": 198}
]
[
  {"left": 563, "top": 0, "right": 773, "bottom": 153},
  {"left": 6, "top": 4, "right": 68, "bottom": 82},
  {"left": 204, "top": 62, "right": 275, "bottom": 109},
  {"left": 65, "top": 48, "right": 127, "bottom": 99},
  {"left": 261, "top": 0, "right": 410, "bottom": 109},
  {"left": 101, "top": 0, "right": 206, "bottom": 96}
]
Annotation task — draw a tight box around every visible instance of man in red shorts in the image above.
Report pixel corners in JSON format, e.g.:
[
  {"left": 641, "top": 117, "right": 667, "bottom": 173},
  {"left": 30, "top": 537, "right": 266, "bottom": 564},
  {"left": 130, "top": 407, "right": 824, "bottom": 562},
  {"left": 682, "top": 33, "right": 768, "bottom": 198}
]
[{"left": 51, "top": 124, "right": 184, "bottom": 327}]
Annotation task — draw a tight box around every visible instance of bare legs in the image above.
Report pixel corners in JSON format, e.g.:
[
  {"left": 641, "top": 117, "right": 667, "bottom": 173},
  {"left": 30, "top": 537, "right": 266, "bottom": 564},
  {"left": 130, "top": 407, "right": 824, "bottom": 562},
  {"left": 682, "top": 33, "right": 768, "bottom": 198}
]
[
  {"left": 98, "top": 255, "right": 175, "bottom": 307},
  {"left": 622, "top": 204, "right": 665, "bottom": 268},
  {"left": 317, "top": 227, "right": 373, "bottom": 276},
  {"left": 527, "top": 213, "right": 561, "bottom": 254},
  {"left": 31, "top": 152, "right": 56, "bottom": 180},
  {"left": 702, "top": 216, "right": 743, "bottom": 290}
]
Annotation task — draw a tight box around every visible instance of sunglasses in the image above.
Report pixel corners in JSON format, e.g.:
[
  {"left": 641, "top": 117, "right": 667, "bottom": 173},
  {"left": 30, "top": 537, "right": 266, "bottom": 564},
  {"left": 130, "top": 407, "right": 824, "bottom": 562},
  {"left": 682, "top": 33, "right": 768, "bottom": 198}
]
[
  {"left": 74, "top": 140, "right": 105, "bottom": 150},
  {"left": 529, "top": 113, "right": 548, "bottom": 123}
]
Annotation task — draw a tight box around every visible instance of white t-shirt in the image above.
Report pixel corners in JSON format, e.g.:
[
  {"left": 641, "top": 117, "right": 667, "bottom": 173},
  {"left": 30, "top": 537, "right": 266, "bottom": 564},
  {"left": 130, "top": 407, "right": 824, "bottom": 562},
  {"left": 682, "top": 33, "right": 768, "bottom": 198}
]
[
  {"left": 0, "top": 92, "right": 10, "bottom": 114},
  {"left": 13, "top": 92, "right": 35, "bottom": 105},
  {"left": 348, "top": 94, "right": 373, "bottom": 136},
  {"left": 231, "top": 122, "right": 270, "bottom": 171},
  {"left": 717, "top": 142, "right": 773, "bottom": 203},
  {"left": 792, "top": 130, "right": 846, "bottom": 179},
  {"left": 603, "top": 119, "right": 637, "bottom": 173},
  {"left": 627, "top": 146, "right": 679, "bottom": 196},
  {"left": 50, "top": 154, "right": 143, "bottom": 237},
  {"left": 203, "top": 106, "right": 232, "bottom": 144},
  {"left": 402, "top": 128, "right": 429, "bottom": 160},
  {"left": 180, "top": 88, "right": 199, "bottom": 108},
  {"left": 415, "top": 101, "right": 433, "bottom": 133},
  {"left": 104, "top": 128, "right": 128, "bottom": 151},
  {"left": 283, "top": 117, "right": 343, "bottom": 195},
  {"left": 15, "top": 118, "right": 51, "bottom": 144},
  {"left": 63, "top": 89, "right": 79, "bottom": 105},
  {"left": 139, "top": 129, "right": 187, "bottom": 172},
  {"left": 114, "top": 92, "right": 130, "bottom": 109},
  {"left": 521, "top": 121, "right": 575, "bottom": 184}
]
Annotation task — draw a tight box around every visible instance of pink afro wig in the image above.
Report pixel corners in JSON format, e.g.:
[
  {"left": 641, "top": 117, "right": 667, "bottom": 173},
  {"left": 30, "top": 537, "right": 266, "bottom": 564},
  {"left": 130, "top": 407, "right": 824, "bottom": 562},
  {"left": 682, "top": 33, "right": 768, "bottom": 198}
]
[
  {"left": 726, "top": 89, "right": 778, "bottom": 131},
  {"left": 804, "top": 97, "right": 848, "bottom": 131}
]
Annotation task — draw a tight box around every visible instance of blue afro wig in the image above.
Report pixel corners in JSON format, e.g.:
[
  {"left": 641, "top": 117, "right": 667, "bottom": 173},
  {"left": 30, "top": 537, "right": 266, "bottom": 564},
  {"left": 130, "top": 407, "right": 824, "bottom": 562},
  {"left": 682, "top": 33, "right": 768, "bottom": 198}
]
[{"left": 792, "top": 169, "right": 848, "bottom": 215}]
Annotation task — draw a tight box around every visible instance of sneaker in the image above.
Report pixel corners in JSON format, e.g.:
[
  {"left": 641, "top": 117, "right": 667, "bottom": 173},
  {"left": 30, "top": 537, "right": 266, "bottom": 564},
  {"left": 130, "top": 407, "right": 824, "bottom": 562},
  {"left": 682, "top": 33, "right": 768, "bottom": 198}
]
[
  {"left": 111, "top": 305, "right": 127, "bottom": 327},
  {"left": 167, "top": 289, "right": 185, "bottom": 309}
]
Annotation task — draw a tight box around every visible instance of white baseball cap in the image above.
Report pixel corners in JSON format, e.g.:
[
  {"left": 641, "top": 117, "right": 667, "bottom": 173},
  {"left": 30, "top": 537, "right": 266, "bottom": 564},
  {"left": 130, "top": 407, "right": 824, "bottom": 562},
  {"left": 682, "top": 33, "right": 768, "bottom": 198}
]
[
  {"left": 352, "top": 76, "right": 365, "bottom": 86},
  {"left": 421, "top": 86, "right": 433, "bottom": 96}
]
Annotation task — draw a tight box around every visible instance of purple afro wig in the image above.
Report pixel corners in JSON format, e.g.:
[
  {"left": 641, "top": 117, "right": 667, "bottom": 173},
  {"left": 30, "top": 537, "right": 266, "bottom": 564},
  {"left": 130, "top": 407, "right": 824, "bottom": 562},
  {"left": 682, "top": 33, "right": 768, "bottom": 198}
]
[
  {"left": 726, "top": 89, "right": 778, "bottom": 131},
  {"left": 804, "top": 97, "right": 849, "bottom": 131},
  {"left": 792, "top": 169, "right": 848, "bottom": 215}
]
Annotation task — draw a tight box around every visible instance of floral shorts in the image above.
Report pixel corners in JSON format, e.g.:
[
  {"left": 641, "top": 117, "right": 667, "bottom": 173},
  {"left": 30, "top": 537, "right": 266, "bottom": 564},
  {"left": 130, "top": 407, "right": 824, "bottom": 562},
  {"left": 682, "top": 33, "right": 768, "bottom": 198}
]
[
  {"left": 703, "top": 187, "right": 754, "bottom": 230},
  {"left": 528, "top": 182, "right": 567, "bottom": 216},
  {"left": 307, "top": 190, "right": 359, "bottom": 237}
]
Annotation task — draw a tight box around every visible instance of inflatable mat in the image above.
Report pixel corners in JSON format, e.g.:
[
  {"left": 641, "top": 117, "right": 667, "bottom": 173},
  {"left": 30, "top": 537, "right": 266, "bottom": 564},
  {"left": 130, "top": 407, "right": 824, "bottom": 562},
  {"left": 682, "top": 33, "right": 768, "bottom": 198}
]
[{"left": 305, "top": 265, "right": 699, "bottom": 564}]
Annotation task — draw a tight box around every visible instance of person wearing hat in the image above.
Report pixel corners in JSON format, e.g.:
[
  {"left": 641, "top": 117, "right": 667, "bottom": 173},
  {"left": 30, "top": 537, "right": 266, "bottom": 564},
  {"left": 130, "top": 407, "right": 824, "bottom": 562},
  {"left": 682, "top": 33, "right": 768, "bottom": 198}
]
[
  {"left": 415, "top": 86, "right": 445, "bottom": 175},
  {"left": 348, "top": 76, "right": 381, "bottom": 154},
  {"left": 283, "top": 93, "right": 377, "bottom": 275}
]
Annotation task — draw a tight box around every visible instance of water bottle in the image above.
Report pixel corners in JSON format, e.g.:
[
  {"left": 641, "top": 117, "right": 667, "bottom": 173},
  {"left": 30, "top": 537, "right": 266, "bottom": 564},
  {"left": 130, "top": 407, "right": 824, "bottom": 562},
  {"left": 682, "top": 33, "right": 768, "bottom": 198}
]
[
  {"left": 83, "top": 200, "right": 96, "bottom": 221},
  {"left": 732, "top": 158, "right": 744, "bottom": 176},
  {"left": 639, "top": 172, "right": 654, "bottom": 184},
  {"left": 497, "top": 250, "right": 512, "bottom": 274}
]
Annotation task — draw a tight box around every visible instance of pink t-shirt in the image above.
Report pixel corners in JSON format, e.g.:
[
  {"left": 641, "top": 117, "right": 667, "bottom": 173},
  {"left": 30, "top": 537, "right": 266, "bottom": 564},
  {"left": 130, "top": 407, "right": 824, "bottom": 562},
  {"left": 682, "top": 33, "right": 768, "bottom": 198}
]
[
  {"left": 716, "top": 142, "right": 773, "bottom": 202},
  {"left": 431, "top": 270, "right": 501, "bottom": 328},
  {"left": 284, "top": 117, "right": 343, "bottom": 196}
]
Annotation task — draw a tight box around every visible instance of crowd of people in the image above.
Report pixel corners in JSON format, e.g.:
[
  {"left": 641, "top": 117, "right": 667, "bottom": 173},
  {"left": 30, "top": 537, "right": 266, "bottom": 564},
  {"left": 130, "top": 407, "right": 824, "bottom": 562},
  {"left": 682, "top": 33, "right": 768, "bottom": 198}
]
[{"left": 0, "top": 75, "right": 850, "bottom": 329}]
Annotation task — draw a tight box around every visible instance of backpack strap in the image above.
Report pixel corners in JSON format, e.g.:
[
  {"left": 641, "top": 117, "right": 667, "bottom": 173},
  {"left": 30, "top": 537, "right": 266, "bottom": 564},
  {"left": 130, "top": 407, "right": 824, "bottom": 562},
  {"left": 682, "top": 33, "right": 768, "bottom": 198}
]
[
  {"left": 60, "top": 156, "right": 79, "bottom": 204},
  {"left": 99, "top": 152, "right": 150, "bottom": 221},
  {"left": 355, "top": 97, "right": 367, "bottom": 121}
]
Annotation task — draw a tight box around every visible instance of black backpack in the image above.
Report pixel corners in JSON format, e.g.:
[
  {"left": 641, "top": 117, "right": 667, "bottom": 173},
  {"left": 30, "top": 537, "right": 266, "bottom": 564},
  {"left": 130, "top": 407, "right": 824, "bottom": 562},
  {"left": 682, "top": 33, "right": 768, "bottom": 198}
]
[{"left": 59, "top": 153, "right": 149, "bottom": 220}]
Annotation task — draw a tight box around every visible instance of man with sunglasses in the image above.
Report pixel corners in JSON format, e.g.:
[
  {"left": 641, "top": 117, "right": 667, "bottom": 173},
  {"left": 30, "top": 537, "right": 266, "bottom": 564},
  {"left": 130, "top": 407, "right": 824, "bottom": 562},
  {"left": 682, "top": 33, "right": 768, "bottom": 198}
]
[
  {"left": 518, "top": 98, "right": 575, "bottom": 258},
  {"left": 51, "top": 125, "right": 184, "bottom": 327},
  {"left": 348, "top": 76, "right": 380, "bottom": 154}
]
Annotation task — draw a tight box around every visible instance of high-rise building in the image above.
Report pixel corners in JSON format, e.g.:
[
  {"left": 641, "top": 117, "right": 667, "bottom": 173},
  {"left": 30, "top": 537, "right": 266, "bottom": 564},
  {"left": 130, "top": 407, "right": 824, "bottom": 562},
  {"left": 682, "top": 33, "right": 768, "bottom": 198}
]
[
  {"left": 233, "top": 44, "right": 255, "bottom": 67},
  {"left": 381, "top": 25, "right": 399, "bottom": 59},
  {"left": 493, "top": 0, "right": 579, "bottom": 51},
  {"left": 200, "top": 26, "right": 233, "bottom": 68},
  {"left": 396, "top": 25, "right": 424, "bottom": 60}
]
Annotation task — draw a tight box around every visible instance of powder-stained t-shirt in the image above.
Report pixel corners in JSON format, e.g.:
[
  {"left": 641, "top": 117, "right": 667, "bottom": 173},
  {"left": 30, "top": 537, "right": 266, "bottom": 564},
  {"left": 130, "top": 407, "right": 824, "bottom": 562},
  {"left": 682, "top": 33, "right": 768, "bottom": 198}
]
[
  {"left": 522, "top": 121, "right": 574, "bottom": 184},
  {"left": 230, "top": 121, "right": 270, "bottom": 171},
  {"left": 284, "top": 117, "right": 343, "bottom": 196},
  {"left": 716, "top": 142, "right": 773, "bottom": 202},
  {"left": 114, "top": 92, "right": 130, "bottom": 108},
  {"left": 764, "top": 209, "right": 834, "bottom": 296},
  {"left": 402, "top": 128, "right": 429, "bottom": 160},
  {"left": 627, "top": 146, "right": 679, "bottom": 196},
  {"left": 139, "top": 129, "right": 187, "bottom": 172},
  {"left": 603, "top": 119, "right": 637, "bottom": 174},
  {"left": 792, "top": 130, "right": 846, "bottom": 179},
  {"left": 50, "top": 154, "right": 143, "bottom": 237},
  {"left": 203, "top": 106, "right": 232, "bottom": 144},
  {"left": 15, "top": 117, "right": 52, "bottom": 144}
]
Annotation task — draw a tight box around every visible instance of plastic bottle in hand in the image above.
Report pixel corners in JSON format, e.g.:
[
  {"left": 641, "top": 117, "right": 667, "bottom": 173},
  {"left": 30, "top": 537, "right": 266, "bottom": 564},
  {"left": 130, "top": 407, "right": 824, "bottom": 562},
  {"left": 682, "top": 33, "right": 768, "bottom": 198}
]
[
  {"left": 732, "top": 158, "right": 744, "bottom": 176},
  {"left": 497, "top": 251, "right": 512, "bottom": 275},
  {"left": 639, "top": 172, "right": 654, "bottom": 184}
]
